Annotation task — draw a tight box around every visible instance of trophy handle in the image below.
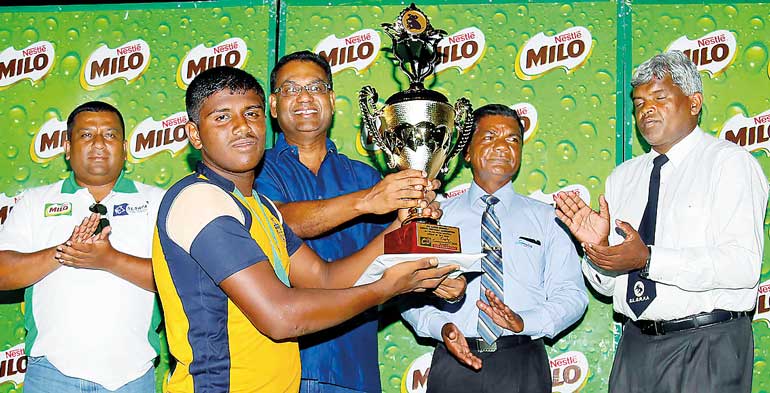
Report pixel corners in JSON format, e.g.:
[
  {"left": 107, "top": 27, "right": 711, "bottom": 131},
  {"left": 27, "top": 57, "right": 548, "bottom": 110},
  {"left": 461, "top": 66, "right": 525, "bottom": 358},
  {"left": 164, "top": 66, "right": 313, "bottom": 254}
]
[
  {"left": 442, "top": 97, "right": 474, "bottom": 174},
  {"left": 359, "top": 86, "right": 397, "bottom": 168}
]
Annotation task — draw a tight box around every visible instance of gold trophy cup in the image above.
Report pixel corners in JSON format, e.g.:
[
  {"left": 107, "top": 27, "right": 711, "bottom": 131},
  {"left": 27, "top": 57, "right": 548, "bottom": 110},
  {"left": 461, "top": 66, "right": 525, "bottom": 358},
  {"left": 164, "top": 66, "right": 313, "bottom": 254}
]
[{"left": 359, "top": 3, "right": 473, "bottom": 254}]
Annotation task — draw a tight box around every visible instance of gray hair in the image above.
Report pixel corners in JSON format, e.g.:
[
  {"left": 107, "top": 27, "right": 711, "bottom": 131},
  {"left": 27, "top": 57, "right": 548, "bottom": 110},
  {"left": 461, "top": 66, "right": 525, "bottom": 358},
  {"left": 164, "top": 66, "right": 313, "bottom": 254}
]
[{"left": 631, "top": 50, "right": 702, "bottom": 96}]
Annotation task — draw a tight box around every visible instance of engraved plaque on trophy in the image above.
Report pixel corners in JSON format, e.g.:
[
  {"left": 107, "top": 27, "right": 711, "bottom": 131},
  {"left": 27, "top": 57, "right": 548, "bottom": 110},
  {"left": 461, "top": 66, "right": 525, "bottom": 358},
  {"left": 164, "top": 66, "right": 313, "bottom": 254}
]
[{"left": 359, "top": 3, "right": 473, "bottom": 254}]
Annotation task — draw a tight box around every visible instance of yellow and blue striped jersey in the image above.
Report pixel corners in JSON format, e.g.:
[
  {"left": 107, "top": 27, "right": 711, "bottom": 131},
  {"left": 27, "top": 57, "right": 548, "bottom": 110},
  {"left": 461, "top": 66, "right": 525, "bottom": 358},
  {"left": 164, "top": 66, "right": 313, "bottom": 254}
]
[{"left": 153, "top": 162, "right": 302, "bottom": 393}]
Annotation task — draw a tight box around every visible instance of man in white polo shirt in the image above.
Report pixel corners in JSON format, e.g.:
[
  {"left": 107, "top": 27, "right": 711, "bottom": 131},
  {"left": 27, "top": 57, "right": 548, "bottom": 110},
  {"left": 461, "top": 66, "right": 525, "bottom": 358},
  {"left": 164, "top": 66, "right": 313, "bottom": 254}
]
[{"left": 0, "top": 101, "right": 163, "bottom": 392}]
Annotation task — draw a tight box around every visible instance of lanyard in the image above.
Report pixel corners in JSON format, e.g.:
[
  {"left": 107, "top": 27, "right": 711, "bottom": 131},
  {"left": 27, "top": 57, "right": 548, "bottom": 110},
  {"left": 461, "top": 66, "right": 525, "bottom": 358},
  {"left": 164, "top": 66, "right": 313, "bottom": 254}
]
[{"left": 233, "top": 188, "right": 291, "bottom": 287}]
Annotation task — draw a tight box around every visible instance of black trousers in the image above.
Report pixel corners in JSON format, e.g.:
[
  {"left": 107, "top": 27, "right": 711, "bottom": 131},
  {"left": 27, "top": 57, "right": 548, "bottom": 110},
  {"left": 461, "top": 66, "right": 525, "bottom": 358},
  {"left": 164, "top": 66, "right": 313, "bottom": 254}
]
[
  {"left": 426, "top": 338, "right": 551, "bottom": 393},
  {"left": 610, "top": 316, "right": 753, "bottom": 393}
]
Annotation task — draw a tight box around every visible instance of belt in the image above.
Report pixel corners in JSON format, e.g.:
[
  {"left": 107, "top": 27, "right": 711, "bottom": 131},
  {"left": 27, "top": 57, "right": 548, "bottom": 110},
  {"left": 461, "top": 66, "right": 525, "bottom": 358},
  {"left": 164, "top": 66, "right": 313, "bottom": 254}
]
[
  {"left": 465, "top": 335, "right": 533, "bottom": 353},
  {"left": 632, "top": 309, "right": 749, "bottom": 336}
]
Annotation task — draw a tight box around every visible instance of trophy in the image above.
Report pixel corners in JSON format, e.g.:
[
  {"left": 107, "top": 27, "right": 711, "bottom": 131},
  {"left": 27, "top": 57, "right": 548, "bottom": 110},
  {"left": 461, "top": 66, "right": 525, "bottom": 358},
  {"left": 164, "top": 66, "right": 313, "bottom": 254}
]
[{"left": 359, "top": 3, "right": 473, "bottom": 254}]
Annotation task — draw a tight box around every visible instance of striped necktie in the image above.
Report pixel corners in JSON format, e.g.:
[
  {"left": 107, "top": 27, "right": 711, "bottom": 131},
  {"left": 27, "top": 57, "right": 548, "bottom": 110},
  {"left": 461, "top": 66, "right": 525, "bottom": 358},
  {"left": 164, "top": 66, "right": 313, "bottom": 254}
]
[{"left": 478, "top": 194, "right": 503, "bottom": 345}]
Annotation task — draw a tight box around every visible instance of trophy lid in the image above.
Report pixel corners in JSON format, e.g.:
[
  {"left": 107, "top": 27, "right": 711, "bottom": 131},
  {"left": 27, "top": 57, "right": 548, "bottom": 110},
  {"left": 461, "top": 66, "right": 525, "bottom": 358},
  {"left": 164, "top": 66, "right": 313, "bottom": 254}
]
[{"left": 385, "top": 87, "right": 449, "bottom": 105}]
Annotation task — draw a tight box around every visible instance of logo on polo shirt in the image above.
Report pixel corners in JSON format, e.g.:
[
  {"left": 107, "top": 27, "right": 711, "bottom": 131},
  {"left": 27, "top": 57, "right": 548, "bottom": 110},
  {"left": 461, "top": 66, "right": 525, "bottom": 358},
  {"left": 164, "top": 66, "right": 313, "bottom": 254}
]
[
  {"left": 0, "top": 343, "right": 26, "bottom": 386},
  {"left": 113, "top": 202, "right": 148, "bottom": 216},
  {"left": 550, "top": 351, "right": 589, "bottom": 392},
  {"left": 113, "top": 203, "right": 128, "bottom": 216},
  {"left": 667, "top": 30, "right": 736, "bottom": 77},
  {"left": 44, "top": 202, "right": 72, "bottom": 217},
  {"left": 401, "top": 351, "right": 433, "bottom": 393},
  {"left": 754, "top": 279, "right": 770, "bottom": 326}
]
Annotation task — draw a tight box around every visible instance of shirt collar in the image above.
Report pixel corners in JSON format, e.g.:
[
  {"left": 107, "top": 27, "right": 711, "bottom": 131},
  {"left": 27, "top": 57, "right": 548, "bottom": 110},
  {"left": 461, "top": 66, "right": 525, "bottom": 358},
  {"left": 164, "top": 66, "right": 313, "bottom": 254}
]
[
  {"left": 196, "top": 161, "right": 237, "bottom": 193},
  {"left": 651, "top": 126, "right": 703, "bottom": 168},
  {"left": 60, "top": 170, "right": 137, "bottom": 194},
  {"left": 466, "top": 180, "right": 515, "bottom": 212},
  {"left": 273, "top": 133, "right": 338, "bottom": 157}
]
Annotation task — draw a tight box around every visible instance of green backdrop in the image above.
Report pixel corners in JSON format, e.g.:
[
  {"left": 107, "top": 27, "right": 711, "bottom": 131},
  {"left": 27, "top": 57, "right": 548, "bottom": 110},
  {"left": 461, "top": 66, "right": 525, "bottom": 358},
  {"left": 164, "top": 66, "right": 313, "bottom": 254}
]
[
  {"left": 1, "top": 1, "right": 769, "bottom": 392},
  {"left": 0, "top": 1, "right": 275, "bottom": 391}
]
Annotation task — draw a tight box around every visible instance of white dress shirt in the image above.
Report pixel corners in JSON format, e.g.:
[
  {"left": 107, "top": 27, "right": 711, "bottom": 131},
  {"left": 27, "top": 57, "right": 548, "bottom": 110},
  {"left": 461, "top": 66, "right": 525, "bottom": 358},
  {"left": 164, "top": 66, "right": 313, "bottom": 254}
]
[{"left": 583, "top": 127, "right": 769, "bottom": 321}]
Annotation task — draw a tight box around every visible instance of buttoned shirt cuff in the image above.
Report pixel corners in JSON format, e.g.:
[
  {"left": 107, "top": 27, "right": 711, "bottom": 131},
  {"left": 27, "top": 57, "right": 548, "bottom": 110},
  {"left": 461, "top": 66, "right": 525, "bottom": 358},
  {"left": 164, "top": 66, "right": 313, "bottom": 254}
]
[
  {"left": 428, "top": 315, "right": 454, "bottom": 342},
  {"left": 581, "top": 255, "right": 616, "bottom": 296},
  {"left": 644, "top": 245, "right": 670, "bottom": 283},
  {"left": 517, "top": 308, "right": 551, "bottom": 339}
]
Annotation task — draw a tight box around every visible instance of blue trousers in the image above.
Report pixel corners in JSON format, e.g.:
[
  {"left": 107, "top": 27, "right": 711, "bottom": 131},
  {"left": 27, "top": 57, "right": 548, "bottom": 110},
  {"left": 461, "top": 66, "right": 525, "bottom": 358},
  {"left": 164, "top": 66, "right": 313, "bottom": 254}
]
[{"left": 23, "top": 356, "right": 154, "bottom": 393}]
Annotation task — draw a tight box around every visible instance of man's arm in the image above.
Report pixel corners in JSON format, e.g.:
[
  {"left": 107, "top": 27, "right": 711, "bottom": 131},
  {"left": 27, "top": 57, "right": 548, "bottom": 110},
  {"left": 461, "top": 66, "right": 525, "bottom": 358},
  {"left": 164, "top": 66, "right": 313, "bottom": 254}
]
[
  {"left": 163, "top": 183, "right": 456, "bottom": 340},
  {"left": 401, "top": 294, "right": 454, "bottom": 341},
  {"left": 0, "top": 199, "right": 94, "bottom": 290},
  {"left": 582, "top": 151, "right": 768, "bottom": 291},
  {"left": 288, "top": 198, "right": 450, "bottom": 290},
  {"left": 274, "top": 169, "right": 433, "bottom": 238},
  {"left": 222, "top": 255, "right": 454, "bottom": 340},
  {"left": 0, "top": 249, "right": 59, "bottom": 290},
  {"left": 288, "top": 216, "right": 399, "bottom": 289},
  {"left": 555, "top": 180, "right": 616, "bottom": 296}
]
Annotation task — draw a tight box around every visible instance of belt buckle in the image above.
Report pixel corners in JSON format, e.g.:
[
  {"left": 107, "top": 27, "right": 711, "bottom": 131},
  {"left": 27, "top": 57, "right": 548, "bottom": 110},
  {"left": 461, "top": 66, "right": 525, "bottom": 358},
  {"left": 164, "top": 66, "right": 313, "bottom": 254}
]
[
  {"left": 476, "top": 339, "right": 497, "bottom": 352},
  {"left": 653, "top": 321, "right": 663, "bottom": 335}
]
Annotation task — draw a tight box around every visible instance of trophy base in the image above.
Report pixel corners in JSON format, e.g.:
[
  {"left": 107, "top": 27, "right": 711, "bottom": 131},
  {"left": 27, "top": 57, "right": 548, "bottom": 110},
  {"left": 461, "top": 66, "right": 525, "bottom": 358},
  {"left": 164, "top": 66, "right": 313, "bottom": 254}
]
[{"left": 384, "top": 221, "right": 461, "bottom": 254}]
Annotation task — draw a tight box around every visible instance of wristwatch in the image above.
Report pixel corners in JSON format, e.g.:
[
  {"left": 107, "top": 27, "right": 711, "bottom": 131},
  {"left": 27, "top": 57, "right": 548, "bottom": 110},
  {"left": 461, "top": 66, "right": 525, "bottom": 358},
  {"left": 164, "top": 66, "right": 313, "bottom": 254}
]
[
  {"left": 444, "top": 294, "right": 465, "bottom": 304},
  {"left": 639, "top": 245, "right": 652, "bottom": 278}
]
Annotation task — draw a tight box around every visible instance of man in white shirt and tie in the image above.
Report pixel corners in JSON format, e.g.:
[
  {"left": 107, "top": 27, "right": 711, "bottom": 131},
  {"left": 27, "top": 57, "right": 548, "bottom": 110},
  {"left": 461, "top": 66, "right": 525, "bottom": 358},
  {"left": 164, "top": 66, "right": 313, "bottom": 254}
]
[{"left": 555, "top": 50, "right": 768, "bottom": 392}]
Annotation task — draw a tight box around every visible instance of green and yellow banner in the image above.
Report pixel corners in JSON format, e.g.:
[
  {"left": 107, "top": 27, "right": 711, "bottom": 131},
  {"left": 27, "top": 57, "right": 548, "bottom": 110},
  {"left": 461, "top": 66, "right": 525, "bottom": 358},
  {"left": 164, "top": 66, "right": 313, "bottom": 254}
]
[
  {"left": 1, "top": 1, "right": 769, "bottom": 392},
  {"left": 0, "top": 1, "right": 274, "bottom": 391}
]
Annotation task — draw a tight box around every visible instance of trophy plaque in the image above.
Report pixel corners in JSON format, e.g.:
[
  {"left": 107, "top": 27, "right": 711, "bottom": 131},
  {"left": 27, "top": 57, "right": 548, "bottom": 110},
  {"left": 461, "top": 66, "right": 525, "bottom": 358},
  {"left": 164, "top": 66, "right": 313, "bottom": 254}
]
[{"left": 359, "top": 3, "right": 473, "bottom": 254}]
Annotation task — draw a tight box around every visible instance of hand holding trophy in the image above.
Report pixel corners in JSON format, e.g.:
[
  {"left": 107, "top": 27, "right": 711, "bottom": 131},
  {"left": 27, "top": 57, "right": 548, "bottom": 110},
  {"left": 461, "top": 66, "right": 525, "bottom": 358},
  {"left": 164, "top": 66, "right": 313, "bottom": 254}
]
[{"left": 359, "top": 3, "right": 473, "bottom": 255}]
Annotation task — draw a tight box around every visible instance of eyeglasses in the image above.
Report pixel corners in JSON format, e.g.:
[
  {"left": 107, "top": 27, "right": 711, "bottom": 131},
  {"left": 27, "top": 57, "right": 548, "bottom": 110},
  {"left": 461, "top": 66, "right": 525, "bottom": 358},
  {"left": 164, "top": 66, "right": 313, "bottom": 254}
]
[
  {"left": 89, "top": 203, "right": 110, "bottom": 235},
  {"left": 272, "top": 81, "right": 332, "bottom": 97}
]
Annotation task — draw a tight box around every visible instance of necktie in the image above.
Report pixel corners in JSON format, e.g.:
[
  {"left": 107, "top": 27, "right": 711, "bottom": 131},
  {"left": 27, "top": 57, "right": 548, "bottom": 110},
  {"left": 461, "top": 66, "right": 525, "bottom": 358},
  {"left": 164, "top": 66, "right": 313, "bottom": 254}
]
[
  {"left": 626, "top": 154, "right": 669, "bottom": 318},
  {"left": 478, "top": 194, "right": 503, "bottom": 344}
]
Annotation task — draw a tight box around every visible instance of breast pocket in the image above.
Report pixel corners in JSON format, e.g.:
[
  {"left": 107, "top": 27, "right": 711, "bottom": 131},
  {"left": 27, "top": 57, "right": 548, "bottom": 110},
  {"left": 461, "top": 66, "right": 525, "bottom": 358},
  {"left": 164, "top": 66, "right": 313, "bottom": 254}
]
[{"left": 508, "top": 235, "right": 546, "bottom": 286}]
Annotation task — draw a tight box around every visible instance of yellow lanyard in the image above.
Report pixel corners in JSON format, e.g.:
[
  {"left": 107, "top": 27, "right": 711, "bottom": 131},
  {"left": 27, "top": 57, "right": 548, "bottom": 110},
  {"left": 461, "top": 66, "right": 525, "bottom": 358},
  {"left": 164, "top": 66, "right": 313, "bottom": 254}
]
[{"left": 233, "top": 189, "right": 291, "bottom": 287}]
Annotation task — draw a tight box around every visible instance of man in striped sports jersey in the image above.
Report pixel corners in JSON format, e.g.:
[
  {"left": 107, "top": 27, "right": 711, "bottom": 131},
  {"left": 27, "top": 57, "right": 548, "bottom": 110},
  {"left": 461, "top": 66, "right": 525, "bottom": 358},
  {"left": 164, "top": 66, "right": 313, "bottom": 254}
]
[{"left": 153, "top": 66, "right": 459, "bottom": 393}]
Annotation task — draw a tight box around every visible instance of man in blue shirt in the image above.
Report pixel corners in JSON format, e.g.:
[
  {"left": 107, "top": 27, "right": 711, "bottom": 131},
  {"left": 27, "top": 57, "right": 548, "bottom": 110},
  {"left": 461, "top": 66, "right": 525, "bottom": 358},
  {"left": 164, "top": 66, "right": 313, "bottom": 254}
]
[
  {"left": 256, "top": 51, "right": 464, "bottom": 392},
  {"left": 402, "top": 104, "right": 588, "bottom": 393}
]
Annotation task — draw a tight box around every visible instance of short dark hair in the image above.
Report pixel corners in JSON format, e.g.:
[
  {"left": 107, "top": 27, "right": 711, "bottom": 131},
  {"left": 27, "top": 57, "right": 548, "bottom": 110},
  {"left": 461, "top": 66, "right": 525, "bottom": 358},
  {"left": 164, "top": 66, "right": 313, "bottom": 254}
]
[
  {"left": 464, "top": 104, "right": 525, "bottom": 156},
  {"left": 186, "top": 66, "right": 265, "bottom": 124},
  {"left": 270, "top": 50, "right": 333, "bottom": 92},
  {"left": 66, "top": 101, "right": 125, "bottom": 140}
]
